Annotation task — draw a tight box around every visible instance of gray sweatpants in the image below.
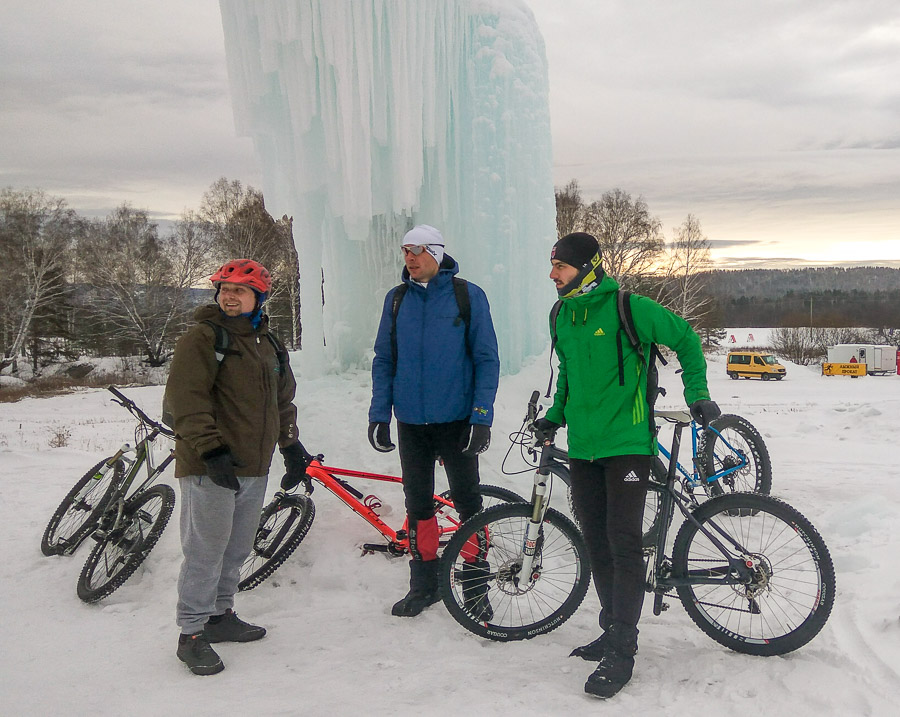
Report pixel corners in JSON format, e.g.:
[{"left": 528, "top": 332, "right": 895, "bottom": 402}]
[{"left": 176, "top": 474, "right": 268, "bottom": 634}]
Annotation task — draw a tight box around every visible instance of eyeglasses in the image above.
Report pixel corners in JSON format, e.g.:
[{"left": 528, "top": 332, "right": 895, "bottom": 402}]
[{"left": 401, "top": 245, "right": 428, "bottom": 256}]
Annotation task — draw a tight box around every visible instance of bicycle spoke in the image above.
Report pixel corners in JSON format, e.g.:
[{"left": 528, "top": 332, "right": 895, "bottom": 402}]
[{"left": 673, "top": 493, "right": 834, "bottom": 655}]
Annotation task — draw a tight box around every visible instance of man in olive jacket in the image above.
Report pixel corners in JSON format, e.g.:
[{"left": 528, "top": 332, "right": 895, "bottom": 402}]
[
  {"left": 164, "top": 259, "right": 313, "bottom": 675},
  {"left": 536, "top": 233, "right": 721, "bottom": 699}
]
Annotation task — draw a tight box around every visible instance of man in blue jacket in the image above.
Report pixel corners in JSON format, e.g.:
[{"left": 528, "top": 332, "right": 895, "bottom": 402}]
[{"left": 368, "top": 224, "right": 500, "bottom": 617}]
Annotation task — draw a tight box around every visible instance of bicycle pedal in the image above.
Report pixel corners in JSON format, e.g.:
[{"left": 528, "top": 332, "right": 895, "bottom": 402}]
[
  {"left": 652, "top": 594, "right": 670, "bottom": 616},
  {"left": 360, "top": 543, "right": 389, "bottom": 556}
]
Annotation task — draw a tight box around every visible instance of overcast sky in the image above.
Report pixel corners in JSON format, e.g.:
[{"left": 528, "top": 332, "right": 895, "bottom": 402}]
[{"left": 1, "top": 1, "right": 898, "bottom": 268}]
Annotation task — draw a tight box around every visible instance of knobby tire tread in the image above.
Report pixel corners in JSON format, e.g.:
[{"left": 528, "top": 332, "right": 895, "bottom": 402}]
[
  {"left": 440, "top": 502, "right": 590, "bottom": 642},
  {"left": 238, "top": 493, "right": 315, "bottom": 592},
  {"left": 671, "top": 492, "right": 835, "bottom": 656},
  {"left": 41, "top": 457, "right": 121, "bottom": 557},
  {"left": 76, "top": 483, "right": 175, "bottom": 603},
  {"left": 702, "top": 414, "right": 773, "bottom": 497}
]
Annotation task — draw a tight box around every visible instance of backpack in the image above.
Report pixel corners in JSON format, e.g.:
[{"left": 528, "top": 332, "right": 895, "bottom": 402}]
[
  {"left": 546, "top": 290, "right": 668, "bottom": 414},
  {"left": 162, "top": 320, "right": 290, "bottom": 429},
  {"left": 389, "top": 277, "right": 471, "bottom": 376}
]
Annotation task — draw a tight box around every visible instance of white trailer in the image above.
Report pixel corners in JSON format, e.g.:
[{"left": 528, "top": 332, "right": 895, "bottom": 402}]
[{"left": 826, "top": 344, "right": 898, "bottom": 375}]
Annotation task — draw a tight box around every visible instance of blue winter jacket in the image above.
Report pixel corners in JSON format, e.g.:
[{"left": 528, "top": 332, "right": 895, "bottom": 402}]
[{"left": 369, "top": 255, "right": 500, "bottom": 426}]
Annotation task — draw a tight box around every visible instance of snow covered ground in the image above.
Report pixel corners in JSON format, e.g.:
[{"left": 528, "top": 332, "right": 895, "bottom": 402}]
[{"left": 2, "top": 350, "right": 899, "bottom": 715}]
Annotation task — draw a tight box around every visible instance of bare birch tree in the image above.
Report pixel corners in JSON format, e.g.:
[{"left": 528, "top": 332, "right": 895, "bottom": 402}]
[
  {"left": 663, "top": 214, "right": 714, "bottom": 325},
  {"left": 555, "top": 179, "right": 583, "bottom": 239},
  {"left": 0, "top": 188, "right": 77, "bottom": 373},
  {"left": 77, "top": 206, "right": 214, "bottom": 365},
  {"left": 580, "top": 189, "right": 665, "bottom": 290},
  {"left": 201, "top": 178, "right": 301, "bottom": 346}
]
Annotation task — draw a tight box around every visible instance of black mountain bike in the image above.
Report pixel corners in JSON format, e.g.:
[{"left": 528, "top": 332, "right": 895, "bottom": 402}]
[
  {"left": 41, "top": 386, "right": 176, "bottom": 603},
  {"left": 440, "top": 391, "right": 835, "bottom": 656}
]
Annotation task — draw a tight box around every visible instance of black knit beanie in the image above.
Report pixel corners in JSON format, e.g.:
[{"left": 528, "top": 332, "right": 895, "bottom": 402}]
[{"left": 551, "top": 232, "right": 600, "bottom": 268}]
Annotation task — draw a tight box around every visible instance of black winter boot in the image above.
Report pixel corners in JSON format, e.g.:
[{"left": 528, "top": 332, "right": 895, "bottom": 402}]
[
  {"left": 457, "top": 558, "right": 493, "bottom": 621},
  {"left": 570, "top": 610, "right": 614, "bottom": 660},
  {"left": 391, "top": 559, "right": 440, "bottom": 617},
  {"left": 204, "top": 609, "right": 267, "bottom": 643},
  {"left": 177, "top": 632, "right": 224, "bottom": 676},
  {"left": 584, "top": 622, "right": 638, "bottom": 699}
]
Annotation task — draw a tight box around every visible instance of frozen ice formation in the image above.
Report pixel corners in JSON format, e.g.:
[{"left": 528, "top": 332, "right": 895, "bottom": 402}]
[{"left": 219, "top": 0, "right": 556, "bottom": 374}]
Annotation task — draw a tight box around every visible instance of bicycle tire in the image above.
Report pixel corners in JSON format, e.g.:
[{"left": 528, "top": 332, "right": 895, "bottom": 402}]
[
  {"left": 701, "top": 414, "right": 773, "bottom": 498},
  {"left": 76, "top": 483, "right": 175, "bottom": 603},
  {"left": 440, "top": 502, "right": 591, "bottom": 641},
  {"left": 41, "top": 457, "right": 122, "bottom": 556},
  {"left": 640, "top": 457, "right": 667, "bottom": 548},
  {"left": 671, "top": 492, "right": 835, "bottom": 656},
  {"left": 238, "top": 493, "right": 315, "bottom": 592}
]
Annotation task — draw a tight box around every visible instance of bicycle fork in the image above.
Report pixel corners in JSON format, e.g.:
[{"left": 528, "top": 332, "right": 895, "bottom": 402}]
[{"left": 512, "top": 465, "right": 552, "bottom": 589}]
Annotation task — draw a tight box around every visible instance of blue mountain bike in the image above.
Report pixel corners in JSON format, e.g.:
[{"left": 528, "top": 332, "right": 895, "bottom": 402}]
[{"left": 502, "top": 405, "right": 771, "bottom": 547}]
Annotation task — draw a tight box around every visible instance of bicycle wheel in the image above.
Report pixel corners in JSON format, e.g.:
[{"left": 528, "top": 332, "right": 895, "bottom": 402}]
[
  {"left": 702, "top": 414, "right": 772, "bottom": 497},
  {"left": 440, "top": 502, "right": 591, "bottom": 641},
  {"left": 640, "top": 458, "right": 667, "bottom": 547},
  {"left": 672, "top": 492, "right": 835, "bottom": 656},
  {"left": 238, "top": 492, "right": 315, "bottom": 591},
  {"left": 76, "top": 483, "right": 175, "bottom": 603},
  {"left": 41, "top": 457, "right": 123, "bottom": 556}
]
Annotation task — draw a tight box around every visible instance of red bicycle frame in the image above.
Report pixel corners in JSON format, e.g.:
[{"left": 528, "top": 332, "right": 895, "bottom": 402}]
[{"left": 304, "top": 460, "right": 458, "bottom": 555}]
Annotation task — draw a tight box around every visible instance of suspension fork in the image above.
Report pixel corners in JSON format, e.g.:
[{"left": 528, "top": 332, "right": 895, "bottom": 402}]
[{"left": 513, "top": 443, "right": 554, "bottom": 587}]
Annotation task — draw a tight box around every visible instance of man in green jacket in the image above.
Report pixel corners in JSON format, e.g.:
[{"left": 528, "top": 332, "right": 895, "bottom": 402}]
[
  {"left": 164, "top": 258, "right": 313, "bottom": 675},
  {"left": 536, "top": 233, "right": 720, "bottom": 699}
]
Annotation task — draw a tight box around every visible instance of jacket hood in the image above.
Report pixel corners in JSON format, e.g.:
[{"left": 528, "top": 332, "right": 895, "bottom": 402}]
[{"left": 400, "top": 252, "right": 460, "bottom": 285}]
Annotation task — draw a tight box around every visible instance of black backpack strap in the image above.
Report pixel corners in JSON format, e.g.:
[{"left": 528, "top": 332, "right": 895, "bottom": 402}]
[
  {"left": 264, "top": 332, "right": 290, "bottom": 373},
  {"left": 201, "top": 320, "right": 241, "bottom": 363},
  {"left": 616, "top": 292, "right": 668, "bottom": 433},
  {"left": 545, "top": 299, "right": 563, "bottom": 398},
  {"left": 452, "top": 277, "right": 472, "bottom": 354},
  {"left": 451, "top": 277, "right": 471, "bottom": 328},
  {"left": 617, "top": 291, "right": 642, "bottom": 357},
  {"left": 390, "top": 283, "right": 409, "bottom": 376}
]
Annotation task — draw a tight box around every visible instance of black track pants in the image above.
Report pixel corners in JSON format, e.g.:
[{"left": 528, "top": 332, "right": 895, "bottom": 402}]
[
  {"left": 397, "top": 420, "right": 483, "bottom": 524},
  {"left": 568, "top": 455, "right": 650, "bottom": 629}
]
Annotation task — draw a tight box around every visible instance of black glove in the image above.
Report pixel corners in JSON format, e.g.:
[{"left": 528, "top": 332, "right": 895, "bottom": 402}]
[
  {"left": 201, "top": 445, "right": 240, "bottom": 491},
  {"left": 460, "top": 424, "right": 491, "bottom": 457},
  {"left": 690, "top": 400, "right": 722, "bottom": 429},
  {"left": 281, "top": 442, "right": 314, "bottom": 492},
  {"left": 367, "top": 422, "right": 395, "bottom": 452},
  {"left": 533, "top": 417, "right": 562, "bottom": 440}
]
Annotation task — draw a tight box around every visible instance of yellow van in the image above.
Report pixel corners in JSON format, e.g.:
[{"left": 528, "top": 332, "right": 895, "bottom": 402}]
[{"left": 726, "top": 351, "right": 786, "bottom": 381}]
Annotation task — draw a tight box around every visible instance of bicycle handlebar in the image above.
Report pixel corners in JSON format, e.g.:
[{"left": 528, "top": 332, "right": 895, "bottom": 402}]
[
  {"left": 106, "top": 385, "right": 175, "bottom": 438},
  {"left": 527, "top": 390, "right": 540, "bottom": 424}
]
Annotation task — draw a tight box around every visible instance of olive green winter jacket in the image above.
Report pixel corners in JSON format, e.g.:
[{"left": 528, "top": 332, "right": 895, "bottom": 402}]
[
  {"left": 545, "top": 275, "right": 710, "bottom": 460},
  {"left": 164, "top": 305, "right": 299, "bottom": 478}
]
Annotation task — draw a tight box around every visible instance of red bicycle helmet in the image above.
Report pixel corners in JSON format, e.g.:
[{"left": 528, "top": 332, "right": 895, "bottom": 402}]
[{"left": 210, "top": 259, "right": 272, "bottom": 294}]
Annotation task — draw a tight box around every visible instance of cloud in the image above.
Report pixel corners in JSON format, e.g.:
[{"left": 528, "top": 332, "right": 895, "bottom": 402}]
[{"left": 1, "top": 0, "right": 898, "bottom": 266}]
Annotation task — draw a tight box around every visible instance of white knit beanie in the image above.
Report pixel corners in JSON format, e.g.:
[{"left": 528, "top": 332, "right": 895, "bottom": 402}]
[{"left": 402, "top": 224, "right": 444, "bottom": 265}]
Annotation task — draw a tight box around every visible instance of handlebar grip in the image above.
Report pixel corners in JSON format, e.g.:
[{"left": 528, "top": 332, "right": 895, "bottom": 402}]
[
  {"left": 107, "top": 385, "right": 128, "bottom": 401},
  {"left": 527, "top": 389, "right": 540, "bottom": 421}
]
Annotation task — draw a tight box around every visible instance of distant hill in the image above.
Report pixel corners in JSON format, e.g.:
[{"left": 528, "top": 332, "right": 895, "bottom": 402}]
[
  {"left": 701, "top": 267, "right": 900, "bottom": 297},
  {"left": 699, "top": 267, "right": 900, "bottom": 328}
]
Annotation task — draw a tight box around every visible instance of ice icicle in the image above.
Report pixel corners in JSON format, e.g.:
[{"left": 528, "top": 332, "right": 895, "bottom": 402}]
[{"left": 219, "top": 0, "right": 556, "bottom": 375}]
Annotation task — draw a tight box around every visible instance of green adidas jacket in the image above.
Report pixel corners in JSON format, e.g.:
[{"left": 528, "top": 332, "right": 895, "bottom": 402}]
[{"left": 545, "top": 275, "right": 710, "bottom": 460}]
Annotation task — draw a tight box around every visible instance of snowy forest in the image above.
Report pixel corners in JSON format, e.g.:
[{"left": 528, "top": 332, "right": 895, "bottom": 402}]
[
  {"left": 552, "top": 180, "right": 899, "bottom": 337},
  {"left": 0, "top": 180, "right": 301, "bottom": 376},
  {"left": 3, "top": 178, "right": 897, "bottom": 387}
]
